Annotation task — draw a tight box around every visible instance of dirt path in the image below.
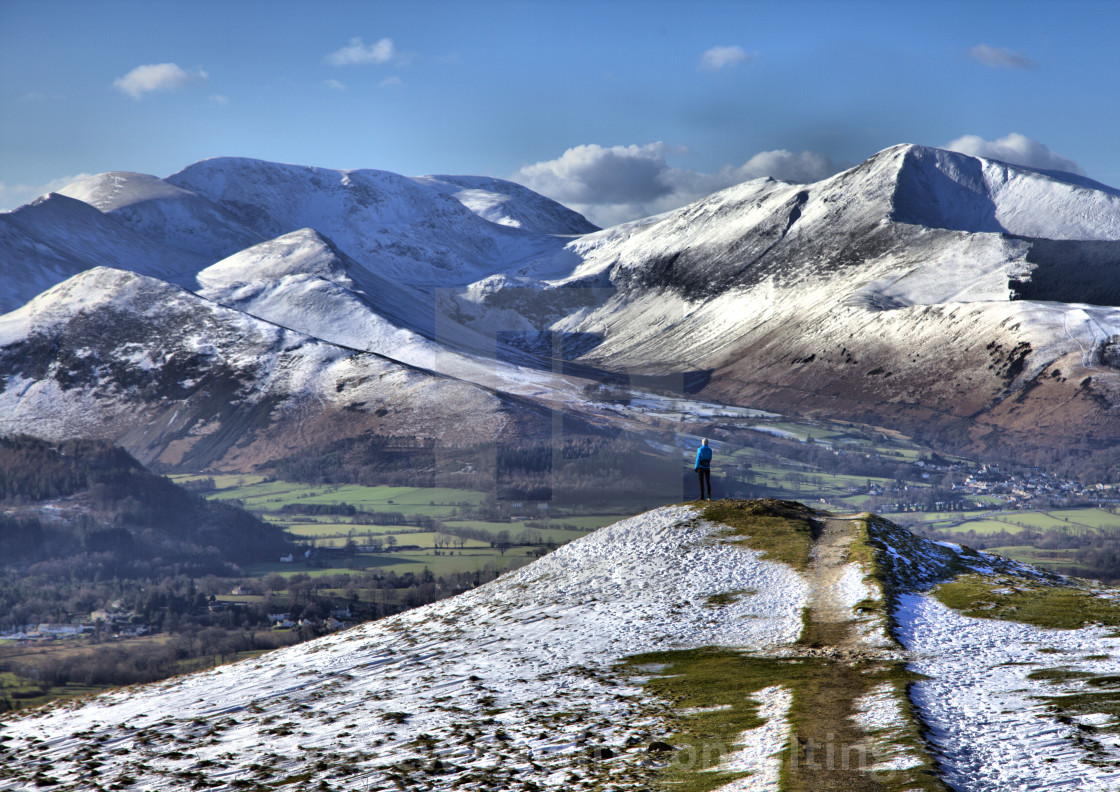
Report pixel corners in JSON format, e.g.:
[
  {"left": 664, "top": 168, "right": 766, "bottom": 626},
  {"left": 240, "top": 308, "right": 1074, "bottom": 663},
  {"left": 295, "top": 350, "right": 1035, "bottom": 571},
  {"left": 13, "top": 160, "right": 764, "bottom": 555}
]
[
  {"left": 783, "top": 515, "right": 897, "bottom": 792},
  {"left": 802, "top": 517, "right": 862, "bottom": 648}
]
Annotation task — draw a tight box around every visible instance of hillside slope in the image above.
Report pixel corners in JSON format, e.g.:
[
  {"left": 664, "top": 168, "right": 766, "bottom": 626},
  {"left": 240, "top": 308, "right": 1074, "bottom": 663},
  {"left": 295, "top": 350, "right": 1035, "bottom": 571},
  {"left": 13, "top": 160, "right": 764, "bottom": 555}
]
[
  {"left": 529, "top": 144, "right": 1120, "bottom": 462},
  {"left": 0, "top": 267, "right": 529, "bottom": 471},
  {"left": 0, "top": 435, "right": 289, "bottom": 570},
  {"left": 0, "top": 194, "right": 209, "bottom": 313},
  {"left": 3, "top": 500, "right": 1116, "bottom": 791}
]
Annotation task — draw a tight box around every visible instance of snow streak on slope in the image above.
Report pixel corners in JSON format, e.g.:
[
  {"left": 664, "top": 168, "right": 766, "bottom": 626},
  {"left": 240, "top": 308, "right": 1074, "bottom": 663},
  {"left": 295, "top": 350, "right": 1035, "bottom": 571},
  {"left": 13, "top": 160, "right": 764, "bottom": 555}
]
[{"left": 0, "top": 507, "right": 809, "bottom": 791}]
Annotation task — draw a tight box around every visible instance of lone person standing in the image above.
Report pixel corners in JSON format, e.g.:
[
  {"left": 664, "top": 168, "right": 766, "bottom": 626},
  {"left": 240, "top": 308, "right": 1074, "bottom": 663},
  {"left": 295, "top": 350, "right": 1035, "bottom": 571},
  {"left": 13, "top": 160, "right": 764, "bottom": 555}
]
[{"left": 694, "top": 438, "right": 713, "bottom": 501}]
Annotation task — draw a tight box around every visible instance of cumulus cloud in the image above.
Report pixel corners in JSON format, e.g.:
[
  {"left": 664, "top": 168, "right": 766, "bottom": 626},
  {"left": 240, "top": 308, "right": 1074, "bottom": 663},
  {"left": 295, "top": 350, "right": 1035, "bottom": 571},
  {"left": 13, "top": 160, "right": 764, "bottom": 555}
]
[
  {"left": 113, "top": 63, "right": 207, "bottom": 99},
  {"left": 700, "top": 45, "right": 751, "bottom": 71},
  {"left": 515, "top": 143, "right": 678, "bottom": 206},
  {"left": 0, "top": 173, "right": 93, "bottom": 212},
  {"left": 324, "top": 79, "right": 347, "bottom": 92},
  {"left": 968, "top": 44, "right": 1037, "bottom": 69},
  {"left": 733, "top": 150, "right": 837, "bottom": 183},
  {"left": 944, "top": 133, "right": 1083, "bottom": 174},
  {"left": 514, "top": 143, "right": 839, "bottom": 227},
  {"left": 327, "top": 37, "right": 394, "bottom": 66}
]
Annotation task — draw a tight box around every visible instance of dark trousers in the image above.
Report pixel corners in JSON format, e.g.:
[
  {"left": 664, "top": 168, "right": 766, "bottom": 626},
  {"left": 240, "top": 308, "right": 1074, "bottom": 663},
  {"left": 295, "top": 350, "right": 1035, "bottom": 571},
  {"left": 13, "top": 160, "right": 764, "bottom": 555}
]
[{"left": 696, "top": 467, "right": 711, "bottom": 500}]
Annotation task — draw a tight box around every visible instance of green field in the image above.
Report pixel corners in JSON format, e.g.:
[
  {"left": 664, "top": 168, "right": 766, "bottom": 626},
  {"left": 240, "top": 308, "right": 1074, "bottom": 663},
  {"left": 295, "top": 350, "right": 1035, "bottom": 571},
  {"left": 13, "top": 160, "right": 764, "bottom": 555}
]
[
  {"left": 942, "top": 519, "right": 1025, "bottom": 535},
  {"left": 1051, "top": 507, "right": 1120, "bottom": 530},
  {"left": 168, "top": 476, "right": 621, "bottom": 581},
  {"left": 913, "top": 508, "right": 1120, "bottom": 536},
  {"left": 984, "top": 545, "right": 1092, "bottom": 572}
]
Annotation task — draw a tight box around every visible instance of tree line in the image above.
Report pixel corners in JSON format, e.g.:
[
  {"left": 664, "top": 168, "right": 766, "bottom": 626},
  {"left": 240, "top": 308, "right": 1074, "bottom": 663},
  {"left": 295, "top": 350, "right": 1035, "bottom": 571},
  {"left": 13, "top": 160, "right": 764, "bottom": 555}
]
[{"left": 0, "top": 435, "right": 291, "bottom": 569}]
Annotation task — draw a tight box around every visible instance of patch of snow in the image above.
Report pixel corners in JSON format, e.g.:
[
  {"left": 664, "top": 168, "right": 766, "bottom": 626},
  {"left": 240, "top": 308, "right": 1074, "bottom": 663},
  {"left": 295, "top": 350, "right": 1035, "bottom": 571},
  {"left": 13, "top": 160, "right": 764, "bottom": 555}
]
[
  {"left": 0, "top": 506, "right": 810, "bottom": 791},
  {"left": 708, "top": 685, "right": 791, "bottom": 791},
  {"left": 850, "top": 683, "right": 925, "bottom": 773},
  {"left": 750, "top": 425, "right": 803, "bottom": 441},
  {"left": 894, "top": 593, "right": 1120, "bottom": 792}
]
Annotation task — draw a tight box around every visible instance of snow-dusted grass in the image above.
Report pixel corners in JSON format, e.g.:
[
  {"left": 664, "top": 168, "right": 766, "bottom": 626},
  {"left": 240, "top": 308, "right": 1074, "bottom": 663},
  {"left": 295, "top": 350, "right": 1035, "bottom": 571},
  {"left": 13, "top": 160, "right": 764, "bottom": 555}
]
[
  {"left": 849, "top": 682, "right": 927, "bottom": 774},
  {"left": 933, "top": 574, "right": 1120, "bottom": 631},
  {"left": 701, "top": 499, "right": 819, "bottom": 571},
  {"left": 619, "top": 649, "right": 797, "bottom": 792},
  {"left": 2, "top": 502, "right": 1116, "bottom": 792},
  {"left": 0, "top": 506, "right": 809, "bottom": 791},
  {"left": 710, "top": 685, "right": 791, "bottom": 791}
]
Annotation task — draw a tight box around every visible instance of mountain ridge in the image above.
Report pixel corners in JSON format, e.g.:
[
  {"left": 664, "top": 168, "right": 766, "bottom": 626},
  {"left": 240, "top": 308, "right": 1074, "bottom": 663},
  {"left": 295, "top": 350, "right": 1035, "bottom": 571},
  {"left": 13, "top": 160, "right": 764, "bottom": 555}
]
[
  {"left": 2, "top": 143, "right": 1119, "bottom": 472},
  {"left": 0, "top": 266, "right": 533, "bottom": 471}
]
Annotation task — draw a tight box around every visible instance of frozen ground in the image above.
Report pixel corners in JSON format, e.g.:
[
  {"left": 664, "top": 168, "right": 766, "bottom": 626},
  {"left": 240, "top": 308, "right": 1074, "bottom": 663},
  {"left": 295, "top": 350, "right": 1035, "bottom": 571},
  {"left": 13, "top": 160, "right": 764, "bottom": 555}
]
[
  {"left": 0, "top": 507, "right": 810, "bottom": 791},
  {"left": 2, "top": 506, "right": 1118, "bottom": 791},
  {"left": 896, "top": 593, "right": 1120, "bottom": 792}
]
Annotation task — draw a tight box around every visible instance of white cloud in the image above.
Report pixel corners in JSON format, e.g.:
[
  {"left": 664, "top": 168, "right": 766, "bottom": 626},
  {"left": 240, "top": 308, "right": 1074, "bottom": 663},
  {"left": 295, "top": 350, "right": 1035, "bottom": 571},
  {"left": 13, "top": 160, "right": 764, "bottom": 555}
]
[
  {"left": 700, "top": 45, "right": 751, "bottom": 71},
  {"left": 732, "top": 150, "right": 837, "bottom": 183},
  {"left": 324, "top": 79, "right": 347, "bottom": 92},
  {"left": 379, "top": 76, "right": 403, "bottom": 87},
  {"left": 944, "top": 133, "right": 1083, "bottom": 175},
  {"left": 0, "top": 173, "right": 92, "bottom": 212},
  {"left": 967, "top": 44, "right": 1037, "bottom": 69},
  {"left": 113, "top": 63, "right": 208, "bottom": 99},
  {"left": 514, "top": 143, "right": 838, "bottom": 228},
  {"left": 208, "top": 94, "right": 230, "bottom": 106},
  {"left": 327, "top": 37, "right": 394, "bottom": 66},
  {"left": 515, "top": 143, "right": 679, "bottom": 205}
]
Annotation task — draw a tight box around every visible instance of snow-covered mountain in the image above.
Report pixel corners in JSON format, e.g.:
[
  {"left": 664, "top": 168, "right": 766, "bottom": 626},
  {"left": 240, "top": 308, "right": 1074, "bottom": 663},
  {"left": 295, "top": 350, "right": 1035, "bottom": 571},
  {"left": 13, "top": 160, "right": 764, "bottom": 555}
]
[
  {"left": 1, "top": 144, "right": 1118, "bottom": 467},
  {"left": 165, "top": 157, "right": 589, "bottom": 287},
  {"left": 0, "top": 193, "right": 210, "bottom": 313},
  {"left": 0, "top": 267, "right": 529, "bottom": 470},
  {"left": 57, "top": 170, "right": 266, "bottom": 259},
  {"left": 527, "top": 144, "right": 1120, "bottom": 459},
  {"left": 410, "top": 173, "right": 599, "bottom": 235},
  {"left": 194, "top": 227, "right": 536, "bottom": 370},
  {"left": 2, "top": 501, "right": 1116, "bottom": 791}
]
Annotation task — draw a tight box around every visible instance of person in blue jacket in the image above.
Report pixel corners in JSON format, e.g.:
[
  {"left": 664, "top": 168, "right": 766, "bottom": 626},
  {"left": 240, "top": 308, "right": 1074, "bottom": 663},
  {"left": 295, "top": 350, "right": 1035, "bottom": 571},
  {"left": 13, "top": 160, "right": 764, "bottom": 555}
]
[{"left": 694, "top": 438, "right": 713, "bottom": 501}]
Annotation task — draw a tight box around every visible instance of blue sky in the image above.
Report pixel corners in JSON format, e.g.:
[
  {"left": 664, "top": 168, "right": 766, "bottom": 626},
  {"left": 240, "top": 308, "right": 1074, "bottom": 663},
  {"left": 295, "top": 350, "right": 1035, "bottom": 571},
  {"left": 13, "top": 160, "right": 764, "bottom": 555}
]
[{"left": 2, "top": 0, "right": 1118, "bottom": 225}]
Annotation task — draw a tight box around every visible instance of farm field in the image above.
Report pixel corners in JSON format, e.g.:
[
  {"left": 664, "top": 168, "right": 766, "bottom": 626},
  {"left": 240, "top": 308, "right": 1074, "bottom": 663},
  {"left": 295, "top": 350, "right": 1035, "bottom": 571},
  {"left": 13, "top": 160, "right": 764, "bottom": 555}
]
[
  {"left": 170, "top": 476, "right": 620, "bottom": 580},
  {"left": 982, "top": 545, "right": 1092, "bottom": 573},
  {"left": 903, "top": 507, "right": 1120, "bottom": 536}
]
